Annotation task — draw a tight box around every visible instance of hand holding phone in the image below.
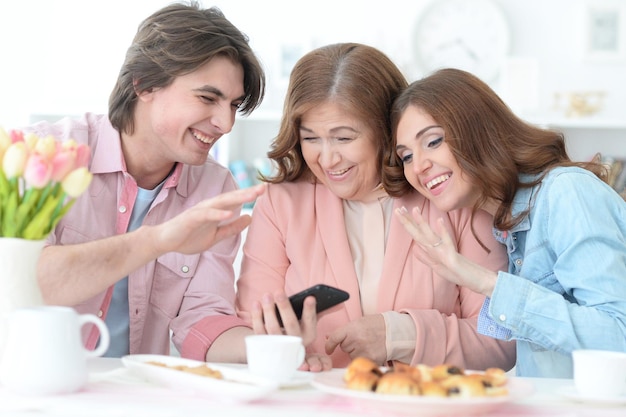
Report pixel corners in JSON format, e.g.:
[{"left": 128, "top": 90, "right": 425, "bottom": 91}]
[{"left": 275, "top": 284, "right": 349, "bottom": 327}]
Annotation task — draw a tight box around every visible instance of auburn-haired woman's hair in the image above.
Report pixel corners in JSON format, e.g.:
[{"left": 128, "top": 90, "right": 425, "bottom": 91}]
[
  {"left": 264, "top": 42, "right": 408, "bottom": 184},
  {"left": 383, "top": 68, "right": 608, "bottom": 230}
]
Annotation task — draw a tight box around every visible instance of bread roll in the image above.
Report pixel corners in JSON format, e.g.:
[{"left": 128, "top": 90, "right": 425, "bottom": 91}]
[
  {"left": 345, "top": 370, "right": 380, "bottom": 391},
  {"left": 419, "top": 381, "right": 448, "bottom": 397},
  {"left": 375, "top": 372, "right": 420, "bottom": 395},
  {"left": 440, "top": 375, "right": 486, "bottom": 398},
  {"left": 344, "top": 356, "right": 381, "bottom": 383},
  {"left": 431, "top": 364, "right": 465, "bottom": 381}
]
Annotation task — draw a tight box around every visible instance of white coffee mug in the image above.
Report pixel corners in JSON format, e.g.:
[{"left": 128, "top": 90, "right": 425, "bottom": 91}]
[
  {"left": 245, "top": 334, "right": 305, "bottom": 384},
  {"left": 572, "top": 349, "right": 626, "bottom": 398},
  {"left": 0, "top": 305, "right": 110, "bottom": 395}
]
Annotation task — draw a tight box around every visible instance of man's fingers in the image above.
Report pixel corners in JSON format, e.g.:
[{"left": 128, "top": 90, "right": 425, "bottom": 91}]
[
  {"left": 214, "top": 215, "right": 252, "bottom": 242},
  {"left": 203, "top": 183, "right": 266, "bottom": 210},
  {"left": 324, "top": 329, "right": 345, "bottom": 354}
]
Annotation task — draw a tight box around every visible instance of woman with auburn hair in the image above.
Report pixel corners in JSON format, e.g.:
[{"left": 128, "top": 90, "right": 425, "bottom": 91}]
[
  {"left": 236, "top": 44, "right": 516, "bottom": 372},
  {"left": 388, "top": 68, "right": 626, "bottom": 378}
]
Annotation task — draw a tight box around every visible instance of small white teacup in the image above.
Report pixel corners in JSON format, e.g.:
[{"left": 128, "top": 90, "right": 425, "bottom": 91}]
[
  {"left": 0, "top": 305, "right": 110, "bottom": 395},
  {"left": 572, "top": 349, "right": 626, "bottom": 398},
  {"left": 245, "top": 334, "right": 305, "bottom": 384}
]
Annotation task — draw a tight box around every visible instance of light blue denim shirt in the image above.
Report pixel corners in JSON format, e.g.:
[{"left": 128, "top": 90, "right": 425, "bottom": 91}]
[{"left": 478, "top": 166, "right": 626, "bottom": 378}]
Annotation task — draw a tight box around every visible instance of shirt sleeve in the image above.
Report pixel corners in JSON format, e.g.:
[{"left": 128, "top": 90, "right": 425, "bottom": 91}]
[
  {"left": 173, "top": 169, "right": 250, "bottom": 359},
  {"left": 382, "top": 311, "right": 417, "bottom": 364},
  {"left": 477, "top": 298, "right": 513, "bottom": 340},
  {"left": 401, "top": 207, "right": 516, "bottom": 371},
  {"left": 488, "top": 172, "right": 626, "bottom": 354}
]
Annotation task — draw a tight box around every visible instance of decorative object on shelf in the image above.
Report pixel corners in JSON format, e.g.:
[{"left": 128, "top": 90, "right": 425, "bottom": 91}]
[
  {"left": 602, "top": 155, "right": 626, "bottom": 199},
  {"left": 583, "top": 1, "right": 626, "bottom": 62},
  {"left": 0, "top": 127, "right": 93, "bottom": 363},
  {"left": 412, "top": 0, "right": 511, "bottom": 82},
  {"left": 553, "top": 91, "right": 606, "bottom": 118}
]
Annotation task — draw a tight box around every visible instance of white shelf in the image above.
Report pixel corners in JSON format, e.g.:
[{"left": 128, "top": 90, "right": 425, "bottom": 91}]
[{"left": 523, "top": 116, "right": 626, "bottom": 130}]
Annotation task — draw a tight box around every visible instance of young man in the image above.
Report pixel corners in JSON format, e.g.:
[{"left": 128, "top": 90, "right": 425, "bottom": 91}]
[{"left": 31, "top": 1, "right": 266, "bottom": 362}]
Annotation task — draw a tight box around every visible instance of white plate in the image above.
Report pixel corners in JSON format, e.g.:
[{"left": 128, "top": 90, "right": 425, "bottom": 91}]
[
  {"left": 557, "top": 386, "right": 626, "bottom": 405},
  {"left": 311, "top": 369, "right": 534, "bottom": 416},
  {"left": 122, "top": 354, "right": 279, "bottom": 403}
]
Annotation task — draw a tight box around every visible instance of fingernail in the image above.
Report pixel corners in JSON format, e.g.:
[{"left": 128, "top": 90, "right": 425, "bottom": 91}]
[{"left": 397, "top": 206, "right": 408, "bottom": 214}]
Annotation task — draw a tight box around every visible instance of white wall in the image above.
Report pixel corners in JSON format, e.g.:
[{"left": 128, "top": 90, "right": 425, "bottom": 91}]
[{"left": 1, "top": 0, "right": 624, "bottom": 158}]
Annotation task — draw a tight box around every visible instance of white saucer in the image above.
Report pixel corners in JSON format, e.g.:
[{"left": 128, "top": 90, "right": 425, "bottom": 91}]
[
  {"left": 557, "top": 386, "right": 626, "bottom": 405},
  {"left": 279, "top": 371, "right": 315, "bottom": 388},
  {"left": 215, "top": 363, "right": 314, "bottom": 388}
]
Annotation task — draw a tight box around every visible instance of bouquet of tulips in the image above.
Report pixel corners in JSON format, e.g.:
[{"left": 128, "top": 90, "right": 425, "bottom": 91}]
[{"left": 0, "top": 127, "right": 92, "bottom": 240}]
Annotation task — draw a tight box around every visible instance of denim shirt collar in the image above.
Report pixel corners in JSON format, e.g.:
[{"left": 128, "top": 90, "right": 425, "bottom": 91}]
[{"left": 492, "top": 173, "right": 539, "bottom": 244}]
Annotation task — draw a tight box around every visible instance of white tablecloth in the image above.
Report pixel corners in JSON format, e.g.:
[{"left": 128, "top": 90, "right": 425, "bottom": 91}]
[{"left": 1, "top": 358, "right": 625, "bottom": 417}]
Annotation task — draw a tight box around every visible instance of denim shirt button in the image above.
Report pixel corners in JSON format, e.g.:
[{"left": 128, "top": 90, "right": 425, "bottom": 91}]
[
  {"left": 181, "top": 265, "right": 190, "bottom": 273},
  {"left": 515, "top": 259, "right": 522, "bottom": 266},
  {"left": 499, "top": 314, "right": 506, "bottom": 322},
  {"left": 488, "top": 325, "right": 496, "bottom": 333}
]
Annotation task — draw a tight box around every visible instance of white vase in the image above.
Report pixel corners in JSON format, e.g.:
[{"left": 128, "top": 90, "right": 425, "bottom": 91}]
[{"left": 0, "top": 238, "right": 45, "bottom": 363}]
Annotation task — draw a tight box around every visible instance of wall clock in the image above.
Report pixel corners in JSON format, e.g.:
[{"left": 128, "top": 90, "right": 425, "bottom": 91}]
[{"left": 413, "top": 0, "right": 511, "bottom": 82}]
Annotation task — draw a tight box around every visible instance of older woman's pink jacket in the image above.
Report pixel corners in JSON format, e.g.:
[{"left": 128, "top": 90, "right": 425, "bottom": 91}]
[{"left": 236, "top": 181, "right": 515, "bottom": 370}]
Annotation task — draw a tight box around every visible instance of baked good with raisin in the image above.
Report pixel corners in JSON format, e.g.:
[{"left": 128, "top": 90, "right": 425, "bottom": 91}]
[
  {"left": 342, "top": 357, "right": 508, "bottom": 398},
  {"left": 484, "top": 367, "right": 507, "bottom": 387},
  {"left": 440, "top": 375, "right": 486, "bottom": 398},
  {"left": 464, "top": 373, "right": 509, "bottom": 396},
  {"left": 345, "top": 370, "right": 380, "bottom": 391},
  {"left": 393, "top": 362, "right": 427, "bottom": 383},
  {"left": 344, "top": 356, "right": 382, "bottom": 383},
  {"left": 375, "top": 372, "right": 420, "bottom": 395},
  {"left": 430, "top": 364, "right": 465, "bottom": 381},
  {"left": 419, "top": 381, "right": 448, "bottom": 397}
]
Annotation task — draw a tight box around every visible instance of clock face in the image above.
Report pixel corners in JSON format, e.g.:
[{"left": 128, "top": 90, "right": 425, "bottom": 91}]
[{"left": 413, "top": 0, "right": 511, "bottom": 82}]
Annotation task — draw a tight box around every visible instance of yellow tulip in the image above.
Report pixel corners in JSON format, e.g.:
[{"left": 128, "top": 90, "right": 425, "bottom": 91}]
[
  {"left": 2, "top": 142, "right": 28, "bottom": 178},
  {"left": 23, "top": 132, "right": 40, "bottom": 151},
  {"left": 61, "top": 167, "right": 92, "bottom": 197},
  {"left": 0, "top": 126, "right": 11, "bottom": 156},
  {"left": 34, "top": 135, "right": 57, "bottom": 160}
]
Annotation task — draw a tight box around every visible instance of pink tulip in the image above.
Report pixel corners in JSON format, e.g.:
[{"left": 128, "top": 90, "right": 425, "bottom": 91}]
[
  {"left": 61, "top": 167, "right": 92, "bottom": 197},
  {"left": 50, "top": 150, "right": 76, "bottom": 182},
  {"left": 61, "top": 140, "right": 90, "bottom": 168},
  {"left": 2, "top": 142, "right": 28, "bottom": 178},
  {"left": 9, "top": 129, "right": 24, "bottom": 144},
  {"left": 74, "top": 143, "right": 91, "bottom": 168},
  {"left": 23, "top": 153, "right": 52, "bottom": 188}
]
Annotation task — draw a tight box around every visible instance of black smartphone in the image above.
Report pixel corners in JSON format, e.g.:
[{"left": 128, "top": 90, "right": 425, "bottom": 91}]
[{"left": 275, "top": 284, "right": 350, "bottom": 327}]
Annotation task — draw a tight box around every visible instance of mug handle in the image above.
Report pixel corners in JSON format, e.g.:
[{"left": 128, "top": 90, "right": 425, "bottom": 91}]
[
  {"left": 79, "top": 314, "right": 110, "bottom": 357},
  {"left": 295, "top": 344, "right": 305, "bottom": 368}
]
